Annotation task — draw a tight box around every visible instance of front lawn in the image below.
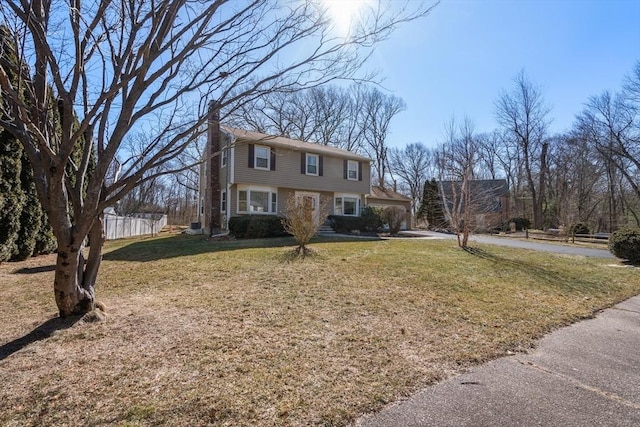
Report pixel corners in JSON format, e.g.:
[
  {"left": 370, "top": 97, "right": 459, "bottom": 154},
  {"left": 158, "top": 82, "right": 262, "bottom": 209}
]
[{"left": 1, "top": 234, "right": 638, "bottom": 426}]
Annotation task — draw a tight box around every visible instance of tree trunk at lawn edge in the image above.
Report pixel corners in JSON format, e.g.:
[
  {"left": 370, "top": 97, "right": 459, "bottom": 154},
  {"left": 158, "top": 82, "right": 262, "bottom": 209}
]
[{"left": 53, "top": 215, "right": 105, "bottom": 318}]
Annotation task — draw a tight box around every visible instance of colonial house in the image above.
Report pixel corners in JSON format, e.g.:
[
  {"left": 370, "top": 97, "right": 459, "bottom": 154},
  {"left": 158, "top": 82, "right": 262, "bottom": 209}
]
[
  {"left": 199, "top": 107, "right": 376, "bottom": 234},
  {"left": 438, "top": 179, "right": 510, "bottom": 231}
]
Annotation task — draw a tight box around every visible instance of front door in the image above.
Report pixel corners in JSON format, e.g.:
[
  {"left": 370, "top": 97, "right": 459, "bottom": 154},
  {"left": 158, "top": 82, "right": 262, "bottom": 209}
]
[{"left": 295, "top": 192, "right": 320, "bottom": 224}]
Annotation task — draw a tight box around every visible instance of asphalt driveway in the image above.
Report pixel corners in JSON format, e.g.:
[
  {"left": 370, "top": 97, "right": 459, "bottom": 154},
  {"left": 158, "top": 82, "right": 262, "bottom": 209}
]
[
  {"left": 356, "top": 294, "right": 640, "bottom": 427},
  {"left": 401, "top": 231, "right": 615, "bottom": 259}
]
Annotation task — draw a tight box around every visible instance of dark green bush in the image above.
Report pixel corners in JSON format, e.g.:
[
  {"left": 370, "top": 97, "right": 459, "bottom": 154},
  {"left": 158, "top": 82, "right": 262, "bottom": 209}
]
[
  {"left": 328, "top": 215, "right": 362, "bottom": 233},
  {"left": 569, "top": 222, "right": 590, "bottom": 236},
  {"left": 359, "top": 206, "right": 385, "bottom": 232},
  {"left": 608, "top": 228, "right": 640, "bottom": 263},
  {"left": 34, "top": 210, "right": 57, "bottom": 256},
  {"left": 12, "top": 155, "right": 41, "bottom": 261},
  {"left": 329, "top": 207, "right": 385, "bottom": 234},
  {"left": 228, "top": 215, "right": 286, "bottom": 239}
]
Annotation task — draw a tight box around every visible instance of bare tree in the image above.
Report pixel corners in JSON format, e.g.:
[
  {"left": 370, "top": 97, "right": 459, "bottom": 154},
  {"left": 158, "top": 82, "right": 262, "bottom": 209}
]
[
  {"left": 495, "top": 70, "right": 551, "bottom": 229},
  {"left": 227, "top": 83, "right": 367, "bottom": 152},
  {"left": 309, "top": 86, "right": 352, "bottom": 146},
  {"left": 545, "top": 133, "right": 604, "bottom": 231},
  {"left": 476, "top": 132, "right": 501, "bottom": 180},
  {"left": 388, "top": 142, "right": 432, "bottom": 215},
  {"left": 360, "top": 86, "right": 406, "bottom": 186},
  {"left": 576, "top": 91, "right": 640, "bottom": 231},
  {"left": 281, "top": 193, "right": 331, "bottom": 255},
  {"left": 0, "top": 0, "right": 434, "bottom": 317},
  {"left": 435, "top": 117, "right": 479, "bottom": 248},
  {"left": 228, "top": 85, "right": 350, "bottom": 145},
  {"left": 382, "top": 205, "right": 406, "bottom": 236},
  {"left": 338, "top": 83, "right": 367, "bottom": 152},
  {"left": 575, "top": 88, "right": 640, "bottom": 229},
  {"left": 623, "top": 61, "right": 640, "bottom": 105}
]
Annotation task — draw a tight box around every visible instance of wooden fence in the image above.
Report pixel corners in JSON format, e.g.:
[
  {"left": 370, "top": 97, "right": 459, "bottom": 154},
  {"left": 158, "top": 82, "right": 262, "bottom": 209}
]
[
  {"left": 103, "top": 213, "right": 168, "bottom": 240},
  {"left": 527, "top": 229, "right": 610, "bottom": 245}
]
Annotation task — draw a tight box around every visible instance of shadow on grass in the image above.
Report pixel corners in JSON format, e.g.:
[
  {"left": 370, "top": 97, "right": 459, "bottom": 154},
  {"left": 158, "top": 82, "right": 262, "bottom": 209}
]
[
  {"left": 0, "top": 315, "right": 81, "bottom": 361},
  {"left": 621, "top": 260, "right": 640, "bottom": 267},
  {"left": 278, "top": 245, "right": 328, "bottom": 263},
  {"left": 103, "top": 233, "right": 380, "bottom": 263},
  {"left": 12, "top": 265, "right": 56, "bottom": 275},
  {"left": 463, "top": 246, "right": 564, "bottom": 284}
]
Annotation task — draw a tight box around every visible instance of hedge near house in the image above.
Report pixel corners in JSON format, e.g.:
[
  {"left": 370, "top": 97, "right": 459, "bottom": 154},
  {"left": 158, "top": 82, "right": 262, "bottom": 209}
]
[{"left": 228, "top": 215, "right": 286, "bottom": 239}]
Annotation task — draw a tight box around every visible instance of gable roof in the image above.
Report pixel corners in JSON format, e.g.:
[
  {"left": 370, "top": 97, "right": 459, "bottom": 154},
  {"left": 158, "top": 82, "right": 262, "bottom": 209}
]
[
  {"left": 369, "top": 185, "right": 412, "bottom": 201},
  {"left": 221, "top": 126, "right": 371, "bottom": 162}
]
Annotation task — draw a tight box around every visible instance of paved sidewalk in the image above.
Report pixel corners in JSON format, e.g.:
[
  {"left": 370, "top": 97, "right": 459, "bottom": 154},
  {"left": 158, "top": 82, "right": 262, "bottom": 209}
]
[{"left": 356, "top": 294, "right": 640, "bottom": 427}]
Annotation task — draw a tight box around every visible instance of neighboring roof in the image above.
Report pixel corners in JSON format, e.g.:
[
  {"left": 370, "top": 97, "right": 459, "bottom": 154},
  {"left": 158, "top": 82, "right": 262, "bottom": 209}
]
[
  {"left": 221, "top": 126, "right": 371, "bottom": 162},
  {"left": 369, "top": 185, "right": 412, "bottom": 202},
  {"left": 438, "top": 179, "right": 509, "bottom": 197}
]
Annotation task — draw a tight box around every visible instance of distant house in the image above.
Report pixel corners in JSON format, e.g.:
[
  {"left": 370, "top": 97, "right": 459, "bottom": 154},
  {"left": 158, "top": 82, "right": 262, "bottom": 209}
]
[
  {"left": 438, "top": 179, "right": 510, "bottom": 231},
  {"left": 367, "top": 186, "right": 413, "bottom": 230},
  {"left": 198, "top": 106, "right": 377, "bottom": 234}
]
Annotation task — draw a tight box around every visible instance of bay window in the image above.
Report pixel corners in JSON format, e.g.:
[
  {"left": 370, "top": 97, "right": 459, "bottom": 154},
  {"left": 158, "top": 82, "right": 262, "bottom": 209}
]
[
  {"left": 334, "top": 194, "right": 360, "bottom": 216},
  {"left": 237, "top": 186, "right": 278, "bottom": 214}
]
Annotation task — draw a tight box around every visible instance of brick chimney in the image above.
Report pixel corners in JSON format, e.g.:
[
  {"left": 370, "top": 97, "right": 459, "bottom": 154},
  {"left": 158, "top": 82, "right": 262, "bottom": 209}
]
[{"left": 205, "top": 101, "right": 222, "bottom": 235}]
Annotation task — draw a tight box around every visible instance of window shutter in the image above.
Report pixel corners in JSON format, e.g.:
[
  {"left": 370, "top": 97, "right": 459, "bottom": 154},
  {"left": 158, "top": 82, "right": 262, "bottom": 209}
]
[
  {"left": 358, "top": 162, "right": 363, "bottom": 181},
  {"left": 248, "top": 144, "right": 254, "bottom": 168},
  {"left": 270, "top": 147, "right": 276, "bottom": 171},
  {"left": 343, "top": 159, "right": 348, "bottom": 179},
  {"left": 301, "top": 152, "right": 306, "bottom": 174},
  {"left": 319, "top": 155, "right": 324, "bottom": 176}
]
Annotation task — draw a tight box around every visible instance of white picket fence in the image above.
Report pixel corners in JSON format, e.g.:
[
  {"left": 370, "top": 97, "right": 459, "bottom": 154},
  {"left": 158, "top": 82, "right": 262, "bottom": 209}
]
[{"left": 103, "top": 213, "right": 168, "bottom": 240}]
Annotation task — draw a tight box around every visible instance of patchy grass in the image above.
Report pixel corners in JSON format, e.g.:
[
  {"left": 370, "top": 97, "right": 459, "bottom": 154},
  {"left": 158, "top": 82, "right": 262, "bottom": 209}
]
[{"left": 1, "top": 234, "right": 639, "bottom": 426}]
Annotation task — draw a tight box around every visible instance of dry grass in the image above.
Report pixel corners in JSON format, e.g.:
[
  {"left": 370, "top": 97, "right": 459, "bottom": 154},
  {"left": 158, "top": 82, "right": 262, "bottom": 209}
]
[{"left": 1, "top": 234, "right": 639, "bottom": 426}]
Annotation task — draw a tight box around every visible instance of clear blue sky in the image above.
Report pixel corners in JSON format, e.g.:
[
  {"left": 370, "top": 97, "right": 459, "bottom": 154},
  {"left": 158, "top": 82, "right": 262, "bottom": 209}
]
[{"left": 367, "top": 0, "right": 640, "bottom": 148}]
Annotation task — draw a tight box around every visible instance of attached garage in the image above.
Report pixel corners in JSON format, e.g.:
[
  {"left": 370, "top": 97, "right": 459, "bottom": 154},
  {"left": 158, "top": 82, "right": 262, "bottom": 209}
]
[{"left": 366, "top": 186, "right": 413, "bottom": 230}]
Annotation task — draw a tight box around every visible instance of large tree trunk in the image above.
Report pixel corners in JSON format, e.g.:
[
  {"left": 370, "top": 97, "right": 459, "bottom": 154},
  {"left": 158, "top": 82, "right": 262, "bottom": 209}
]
[
  {"left": 54, "top": 242, "right": 92, "bottom": 317},
  {"left": 53, "top": 215, "right": 105, "bottom": 318}
]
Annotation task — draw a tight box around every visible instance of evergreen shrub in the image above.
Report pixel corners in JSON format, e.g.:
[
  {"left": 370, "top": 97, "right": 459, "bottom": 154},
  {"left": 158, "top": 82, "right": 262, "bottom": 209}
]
[
  {"left": 228, "top": 215, "right": 286, "bottom": 239},
  {"left": 608, "top": 229, "right": 640, "bottom": 263}
]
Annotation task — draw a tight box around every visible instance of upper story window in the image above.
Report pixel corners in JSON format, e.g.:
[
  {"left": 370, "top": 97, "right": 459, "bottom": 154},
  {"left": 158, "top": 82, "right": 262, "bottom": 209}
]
[
  {"left": 301, "top": 152, "right": 323, "bottom": 176},
  {"left": 221, "top": 147, "right": 227, "bottom": 167},
  {"left": 249, "top": 144, "right": 275, "bottom": 171},
  {"left": 255, "top": 145, "right": 270, "bottom": 170},
  {"left": 347, "top": 160, "right": 358, "bottom": 180},
  {"left": 306, "top": 153, "right": 319, "bottom": 175}
]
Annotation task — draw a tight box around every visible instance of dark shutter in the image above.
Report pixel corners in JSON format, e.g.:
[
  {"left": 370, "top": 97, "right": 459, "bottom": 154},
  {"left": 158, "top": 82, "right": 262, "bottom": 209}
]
[
  {"left": 358, "top": 162, "right": 363, "bottom": 181},
  {"left": 343, "top": 159, "right": 348, "bottom": 179},
  {"left": 248, "top": 144, "right": 254, "bottom": 168},
  {"left": 301, "top": 152, "right": 306, "bottom": 174},
  {"left": 319, "top": 155, "right": 324, "bottom": 176},
  {"left": 270, "top": 147, "right": 276, "bottom": 171}
]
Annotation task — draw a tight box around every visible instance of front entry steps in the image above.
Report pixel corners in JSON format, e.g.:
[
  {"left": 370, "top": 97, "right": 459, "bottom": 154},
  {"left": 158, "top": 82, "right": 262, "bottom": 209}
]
[{"left": 317, "top": 225, "right": 335, "bottom": 235}]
